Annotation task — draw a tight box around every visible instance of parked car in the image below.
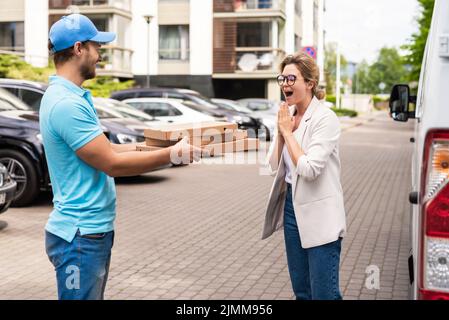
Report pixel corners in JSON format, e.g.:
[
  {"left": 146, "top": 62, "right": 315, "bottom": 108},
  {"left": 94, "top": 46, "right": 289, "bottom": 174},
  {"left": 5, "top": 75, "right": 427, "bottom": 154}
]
[
  {"left": 0, "top": 78, "right": 145, "bottom": 144},
  {"left": 211, "top": 98, "right": 254, "bottom": 114},
  {"left": 111, "top": 88, "right": 267, "bottom": 138},
  {"left": 123, "top": 98, "right": 215, "bottom": 124},
  {"left": 0, "top": 85, "right": 144, "bottom": 206},
  {"left": 388, "top": 0, "right": 449, "bottom": 300},
  {"left": 0, "top": 89, "right": 50, "bottom": 206},
  {"left": 237, "top": 99, "right": 279, "bottom": 136},
  {"left": 237, "top": 98, "right": 279, "bottom": 114},
  {"left": 0, "top": 163, "right": 17, "bottom": 214},
  {"left": 93, "top": 97, "right": 160, "bottom": 127},
  {"left": 212, "top": 98, "right": 273, "bottom": 139},
  {"left": 177, "top": 100, "right": 228, "bottom": 121}
]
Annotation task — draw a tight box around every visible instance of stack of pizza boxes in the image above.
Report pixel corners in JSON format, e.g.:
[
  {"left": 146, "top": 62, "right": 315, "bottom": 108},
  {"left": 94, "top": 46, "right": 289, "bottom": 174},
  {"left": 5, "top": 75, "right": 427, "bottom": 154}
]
[{"left": 136, "top": 122, "right": 259, "bottom": 157}]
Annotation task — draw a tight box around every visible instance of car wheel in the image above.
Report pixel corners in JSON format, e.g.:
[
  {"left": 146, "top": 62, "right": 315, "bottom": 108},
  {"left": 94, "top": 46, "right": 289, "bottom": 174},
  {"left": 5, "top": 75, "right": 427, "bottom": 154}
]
[{"left": 0, "top": 149, "right": 39, "bottom": 207}]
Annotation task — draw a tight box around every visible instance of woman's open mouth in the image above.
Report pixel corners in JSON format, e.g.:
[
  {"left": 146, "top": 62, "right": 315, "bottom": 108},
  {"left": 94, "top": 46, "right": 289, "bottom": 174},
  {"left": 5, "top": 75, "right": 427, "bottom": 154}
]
[{"left": 284, "top": 90, "right": 294, "bottom": 98}]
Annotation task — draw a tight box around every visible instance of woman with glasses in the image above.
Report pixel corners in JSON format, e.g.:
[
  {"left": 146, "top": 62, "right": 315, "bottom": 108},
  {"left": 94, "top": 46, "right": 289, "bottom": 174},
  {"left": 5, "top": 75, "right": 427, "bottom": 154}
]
[{"left": 262, "top": 53, "right": 346, "bottom": 300}]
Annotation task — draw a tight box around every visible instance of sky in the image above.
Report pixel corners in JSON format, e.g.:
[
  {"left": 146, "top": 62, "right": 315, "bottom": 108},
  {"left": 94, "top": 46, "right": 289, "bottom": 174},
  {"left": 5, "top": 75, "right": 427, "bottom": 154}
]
[{"left": 324, "top": 0, "right": 421, "bottom": 63}]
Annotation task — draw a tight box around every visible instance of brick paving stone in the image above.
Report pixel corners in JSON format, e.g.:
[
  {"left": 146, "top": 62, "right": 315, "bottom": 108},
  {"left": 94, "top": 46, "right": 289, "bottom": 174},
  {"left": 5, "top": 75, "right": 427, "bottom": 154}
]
[{"left": 0, "top": 112, "right": 413, "bottom": 300}]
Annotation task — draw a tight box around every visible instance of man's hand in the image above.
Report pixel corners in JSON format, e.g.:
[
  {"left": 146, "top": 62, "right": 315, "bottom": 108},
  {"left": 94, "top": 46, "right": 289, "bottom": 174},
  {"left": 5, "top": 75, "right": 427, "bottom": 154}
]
[{"left": 169, "top": 137, "right": 206, "bottom": 165}]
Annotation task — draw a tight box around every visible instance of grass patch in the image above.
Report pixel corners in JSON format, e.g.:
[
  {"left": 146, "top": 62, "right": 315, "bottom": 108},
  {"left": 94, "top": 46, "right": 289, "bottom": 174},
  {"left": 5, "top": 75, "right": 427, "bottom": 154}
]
[{"left": 331, "top": 108, "right": 358, "bottom": 118}]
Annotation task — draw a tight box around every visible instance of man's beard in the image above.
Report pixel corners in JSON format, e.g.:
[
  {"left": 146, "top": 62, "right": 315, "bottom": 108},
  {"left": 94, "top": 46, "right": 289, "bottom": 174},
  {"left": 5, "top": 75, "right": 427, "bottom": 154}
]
[{"left": 80, "top": 62, "right": 96, "bottom": 80}]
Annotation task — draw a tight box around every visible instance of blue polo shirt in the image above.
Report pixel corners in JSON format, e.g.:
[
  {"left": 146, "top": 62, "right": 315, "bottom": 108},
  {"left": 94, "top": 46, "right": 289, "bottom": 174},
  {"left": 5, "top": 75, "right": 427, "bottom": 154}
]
[{"left": 40, "top": 75, "right": 116, "bottom": 243}]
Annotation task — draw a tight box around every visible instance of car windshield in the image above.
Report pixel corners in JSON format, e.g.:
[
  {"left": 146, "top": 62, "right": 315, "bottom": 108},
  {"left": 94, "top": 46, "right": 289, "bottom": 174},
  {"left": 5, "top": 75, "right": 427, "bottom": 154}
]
[
  {"left": 0, "top": 88, "right": 32, "bottom": 111},
  {"left": 94, "top": 98, "right": 155, "bottom": 122},
  {"left": 215, "top": 100, "right": 253, "bottom": 114},
  {"left": 94, "top": 105, "right": 125, "bottom": 119},
  {"left": 114, "top": 107, "right": 154, "bottom": 122},
  {"left": 184, "top": 92, "right": 220, "bottom": 110},
  {"left": 240, "top": 100, "right": 273, "bottom": 111}
]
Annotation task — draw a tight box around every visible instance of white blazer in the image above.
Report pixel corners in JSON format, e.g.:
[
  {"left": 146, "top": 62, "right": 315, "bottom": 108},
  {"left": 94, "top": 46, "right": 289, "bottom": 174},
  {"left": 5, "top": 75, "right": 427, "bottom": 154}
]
[{"left": 262, "top": 97, "right": 347, "bottom": 249}]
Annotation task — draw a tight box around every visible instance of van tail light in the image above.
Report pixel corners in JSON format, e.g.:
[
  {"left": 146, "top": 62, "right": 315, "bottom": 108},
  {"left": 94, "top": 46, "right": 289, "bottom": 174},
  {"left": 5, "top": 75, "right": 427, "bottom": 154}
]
[{"left": 419, "top": 130, "right": 449, "bottom": 299}]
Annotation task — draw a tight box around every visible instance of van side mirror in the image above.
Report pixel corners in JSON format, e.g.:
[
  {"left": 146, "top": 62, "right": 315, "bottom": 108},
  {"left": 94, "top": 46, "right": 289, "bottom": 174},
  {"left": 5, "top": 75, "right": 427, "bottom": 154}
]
[{"left": 389, "top": 84, "right": 416, "bottom": 122}]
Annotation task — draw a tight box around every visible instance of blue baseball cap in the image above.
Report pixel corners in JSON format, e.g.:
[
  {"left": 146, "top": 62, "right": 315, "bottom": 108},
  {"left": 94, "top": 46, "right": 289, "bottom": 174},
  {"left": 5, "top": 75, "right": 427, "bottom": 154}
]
[{"left": 49, "top": 14, "right": 116, "bottom": 53}]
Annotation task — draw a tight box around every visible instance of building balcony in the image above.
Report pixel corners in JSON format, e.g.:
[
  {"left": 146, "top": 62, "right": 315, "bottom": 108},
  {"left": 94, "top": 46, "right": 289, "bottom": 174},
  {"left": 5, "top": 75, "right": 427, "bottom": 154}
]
[
  {"left": 49, "top": 0, "right": 132, "bottom": 18},
  {"left": 214, "top": 47, "right": 285, "bottom": 79},
  {"left": 214, "top": 0, "right": 286, "bottom": 20},
  {"left": 235, "top": 0, "right": 285, "bottom": 11},
  {"left": 96, "top": 45, "right": 133, "bottom": 78}
]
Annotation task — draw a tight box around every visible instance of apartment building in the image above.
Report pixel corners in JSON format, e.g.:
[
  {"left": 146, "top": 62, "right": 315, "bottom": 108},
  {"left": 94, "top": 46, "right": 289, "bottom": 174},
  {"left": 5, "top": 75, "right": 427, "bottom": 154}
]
[{"left": 0, "top": 0, "right": 325, "bottom": 100}]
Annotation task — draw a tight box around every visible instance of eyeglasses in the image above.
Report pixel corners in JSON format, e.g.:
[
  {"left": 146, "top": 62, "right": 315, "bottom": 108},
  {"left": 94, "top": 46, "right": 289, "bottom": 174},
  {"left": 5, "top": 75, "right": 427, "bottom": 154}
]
[{"left": 277, "top": 74, "right": 297, "bottom": 87}]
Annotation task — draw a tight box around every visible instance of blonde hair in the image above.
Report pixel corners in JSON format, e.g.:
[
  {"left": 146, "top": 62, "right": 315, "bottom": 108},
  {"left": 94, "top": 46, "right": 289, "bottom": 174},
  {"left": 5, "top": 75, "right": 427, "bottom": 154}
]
[{"left": 280, "top": 52, "right": 326, "bottom": 100}]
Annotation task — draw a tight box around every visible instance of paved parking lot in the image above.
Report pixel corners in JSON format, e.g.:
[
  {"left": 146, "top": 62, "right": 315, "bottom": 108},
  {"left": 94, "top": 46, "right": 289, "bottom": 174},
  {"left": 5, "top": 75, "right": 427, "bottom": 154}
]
[{"left": 0, "top": 111, "right": 414, "bottom": 300}]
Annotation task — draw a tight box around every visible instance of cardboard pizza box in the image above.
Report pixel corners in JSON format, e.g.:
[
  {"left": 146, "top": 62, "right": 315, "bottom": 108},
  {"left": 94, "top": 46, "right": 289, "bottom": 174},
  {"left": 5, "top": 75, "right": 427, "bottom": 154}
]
[
  {"left": 204, "top": 138, "right": 260, "bottom": 156},
  {"left": 137, "top": 137, "right": 259, "bottom": 157},
  {"left": 145, "top": 138, "right": 178, "bottom": 148},
  {"left": 145, "top": 129, "right": 248, "bottom": 147},
  {"left": 144, "top": 121, "right": 238, "bottom": 141}
]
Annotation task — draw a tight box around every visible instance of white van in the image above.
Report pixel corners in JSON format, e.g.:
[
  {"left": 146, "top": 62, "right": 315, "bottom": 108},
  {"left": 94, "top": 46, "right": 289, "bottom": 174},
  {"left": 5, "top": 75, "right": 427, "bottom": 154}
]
[{"left": 389, "top": 0, "right": 449, "bottom": 300}]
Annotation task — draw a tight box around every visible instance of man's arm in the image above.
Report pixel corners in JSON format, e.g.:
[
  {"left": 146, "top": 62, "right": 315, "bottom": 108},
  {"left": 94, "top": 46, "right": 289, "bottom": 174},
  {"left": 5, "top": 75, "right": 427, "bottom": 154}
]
[
  {"left": 110, "top": 142, "right": 144, "bottom": 153},
  {"left": 77, "top": 134, "right": 172, "bottom": 177}
]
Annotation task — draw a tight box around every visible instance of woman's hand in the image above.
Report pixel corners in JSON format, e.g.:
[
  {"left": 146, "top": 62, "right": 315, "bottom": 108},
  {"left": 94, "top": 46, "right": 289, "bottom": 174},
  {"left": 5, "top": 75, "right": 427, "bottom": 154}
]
[{"left": 278, "top": 102, "right": 295, "bottom": 137}]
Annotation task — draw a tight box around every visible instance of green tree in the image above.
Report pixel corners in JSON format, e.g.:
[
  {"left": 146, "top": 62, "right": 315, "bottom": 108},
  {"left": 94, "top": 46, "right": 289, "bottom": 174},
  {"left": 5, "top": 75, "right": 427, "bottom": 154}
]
[
  {"left": 0, "top": 54, "right": 55, "bottom": 82},
  {"left": 403, "top": 0, "right": 435, "bottom": 82},
  {"left": 84, "top": 77, "right": 135, "bottom": 98},
  {"left": 0, "top": 53, "right": 134, "bottom": 97},
  {"left": 324, "top": 42, "right": 348, "bottom": 95},
  {"left": 352, "top": 47, "right": 407, "bottom": 94},
  {"left": 352, "top": 60, "right": 370, "bottom": 94}
]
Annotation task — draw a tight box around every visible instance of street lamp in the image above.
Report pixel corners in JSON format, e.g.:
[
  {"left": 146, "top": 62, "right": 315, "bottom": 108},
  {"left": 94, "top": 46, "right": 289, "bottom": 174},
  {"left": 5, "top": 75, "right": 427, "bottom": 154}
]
[{"left": 143, "top": 14, "right": 154, "bottom": 88}]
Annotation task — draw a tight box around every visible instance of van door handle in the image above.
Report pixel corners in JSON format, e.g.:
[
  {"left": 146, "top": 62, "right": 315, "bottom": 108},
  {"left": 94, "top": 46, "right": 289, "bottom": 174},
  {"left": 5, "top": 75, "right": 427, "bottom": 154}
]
[
  {"left": 410, "top": 137, "right": 415, "bottom": 143},
  {"left": 409, "top": 191, "right": 419, "bottom": 204}
]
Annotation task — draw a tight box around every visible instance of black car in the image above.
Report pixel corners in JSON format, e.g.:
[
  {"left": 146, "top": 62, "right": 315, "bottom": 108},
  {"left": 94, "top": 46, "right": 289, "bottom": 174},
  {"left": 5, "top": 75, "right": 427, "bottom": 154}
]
[
  {"left": 0, "top": 106, "right": 48, "bottom": 206},
  {"left": 0, "top": 79, "right": 146, "bottom": 144},
  {"left": 0, "top": 163, "right": 17, "bottom": 214},
  {"left": 111, "top": 87, "right": 267, "bottom": 138},
  {"left": 0, "top": 83, "right": 145, "bottom": 206}
]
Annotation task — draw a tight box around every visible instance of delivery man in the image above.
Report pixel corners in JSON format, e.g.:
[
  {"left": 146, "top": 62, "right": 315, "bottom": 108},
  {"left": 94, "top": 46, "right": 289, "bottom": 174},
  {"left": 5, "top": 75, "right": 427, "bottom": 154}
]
[{"left": 40, "top": 14, "right": 202, "bottom": 300}]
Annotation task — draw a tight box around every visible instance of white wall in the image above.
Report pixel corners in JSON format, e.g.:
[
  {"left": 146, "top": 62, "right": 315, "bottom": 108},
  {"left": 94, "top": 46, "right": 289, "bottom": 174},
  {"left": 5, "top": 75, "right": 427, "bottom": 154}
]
[
  {"left": 0, "top": 0, "right": 25, "bottom": 22},
  {"left": 189, "top": 0, "right": 212, "bottom": 75},
  {"left": 131, "top": 0, "right": 158, "bottom": 76},
  {"left": 284, "top": 0, "right": 295, "bottom": 54},
  {"left": 24, "top": 0, "right": 48, "bottom": 67},
  {"left": 301, "top": 0, "right": 314, "bottom": 47}
]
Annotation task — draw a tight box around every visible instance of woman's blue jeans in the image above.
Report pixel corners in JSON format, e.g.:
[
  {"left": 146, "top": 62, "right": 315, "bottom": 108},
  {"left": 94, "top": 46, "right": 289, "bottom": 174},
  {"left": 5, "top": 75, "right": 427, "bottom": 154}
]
[{"left": 284, "top": 183, "right": 343, "bottom": 300}]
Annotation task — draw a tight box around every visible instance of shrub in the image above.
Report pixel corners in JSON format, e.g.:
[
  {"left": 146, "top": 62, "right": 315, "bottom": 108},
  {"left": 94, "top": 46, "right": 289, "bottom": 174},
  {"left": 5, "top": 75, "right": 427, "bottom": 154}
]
[
  {"left": 331, "top": 107, "right": 358, "bottom": 118},
  {"left": 84, "top": 77, "right": 135, "bottom": 98},
  {"left": 0, "top": 54, "right": 55, "bottom": 83},
  {"left": 326, "top": 95, "right": 336, "bottom": 104},
  {"left": 0, "top": 54, "right": 134, "bottom": 97}
]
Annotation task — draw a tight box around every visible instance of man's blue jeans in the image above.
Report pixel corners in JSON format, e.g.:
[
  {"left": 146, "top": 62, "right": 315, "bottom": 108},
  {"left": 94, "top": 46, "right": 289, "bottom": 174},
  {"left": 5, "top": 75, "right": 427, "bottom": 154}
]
[
  {"left": 284, "top": 183, "right": 343, "bottom": 300},
  {"left": 45, "top": 230, "right": 114, "bottom": 300}
]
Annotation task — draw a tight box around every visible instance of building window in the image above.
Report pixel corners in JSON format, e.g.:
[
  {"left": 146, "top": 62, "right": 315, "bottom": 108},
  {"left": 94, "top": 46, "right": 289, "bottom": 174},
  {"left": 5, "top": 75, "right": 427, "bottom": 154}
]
[
  {"left": 0, "top": 22, "right": 25, "bottom": 52},
  {"left": 159, "top": 25, "right": 190, "bottom": 61},
  {"left": 295, "top": 35, "right": 302, "bottom": 52},
  {"left": 237, "top": 22, "right": 271, "bottom": 47},
  {"left": 234, "top": 0, "right": 274, "bottom": 10},
  {"left": 89, "top": 15, "right": 109, "bottom": 32}
]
